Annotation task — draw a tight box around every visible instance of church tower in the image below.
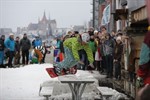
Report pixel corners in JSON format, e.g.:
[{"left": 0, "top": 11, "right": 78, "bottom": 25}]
[{"left": 41, "top": 11, "right": 48, "bottom": 24}]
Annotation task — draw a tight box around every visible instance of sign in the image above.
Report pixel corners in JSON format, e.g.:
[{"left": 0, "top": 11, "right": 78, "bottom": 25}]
[{"left": 101, "top": 4, "right": 110, "bottom": 25}]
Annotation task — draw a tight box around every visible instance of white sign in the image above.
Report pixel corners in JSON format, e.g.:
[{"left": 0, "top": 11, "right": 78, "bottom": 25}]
[{"left": 101, "top": 4, "right": 110, "bottom": 25}]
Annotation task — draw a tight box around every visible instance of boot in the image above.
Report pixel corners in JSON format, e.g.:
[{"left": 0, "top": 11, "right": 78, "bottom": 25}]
[{"left": 0, "top": 64, "right": 5, "bottom": 68}]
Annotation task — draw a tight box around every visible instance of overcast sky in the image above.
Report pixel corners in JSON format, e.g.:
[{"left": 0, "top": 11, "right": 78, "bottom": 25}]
[{"left": 0, "top": 0, "right": 92, "bottom": 32}]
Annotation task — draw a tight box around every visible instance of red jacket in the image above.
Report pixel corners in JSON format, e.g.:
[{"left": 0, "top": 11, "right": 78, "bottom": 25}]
[{"left": 137, "top": 31, "right": 150, "bottom": 84}]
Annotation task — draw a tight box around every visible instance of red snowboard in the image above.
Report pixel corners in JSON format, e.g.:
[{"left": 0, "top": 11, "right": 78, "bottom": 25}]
[
  {"left": 46, "top": 66, "right": 77, "bottom": 78},
  {"left": 46, "top": 68, "right": 58, "bottom": 78}
]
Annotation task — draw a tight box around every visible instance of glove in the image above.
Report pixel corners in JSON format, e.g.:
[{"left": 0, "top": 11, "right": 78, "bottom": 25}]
[
  {"left": 89, "top": 63, "right": 94, "bottom": 68},
  {"left": 136, "top": 77, "right": 144, "bottom": 88},
  {"left": 78, "top": 61, "right": 84, "bottom": 65}
]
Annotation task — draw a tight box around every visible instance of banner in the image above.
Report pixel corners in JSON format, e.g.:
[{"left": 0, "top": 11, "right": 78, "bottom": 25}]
[{"left": 101, "top": 4, "right": 110, "bottom": 25}]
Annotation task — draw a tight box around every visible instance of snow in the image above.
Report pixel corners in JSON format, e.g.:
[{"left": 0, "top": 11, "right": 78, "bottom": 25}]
[
  {"left": 0, "top": 64, "right": 127, "bottom": 100},
  {"left": 0, "top": 64, "right": 56, "bottom": 100}
]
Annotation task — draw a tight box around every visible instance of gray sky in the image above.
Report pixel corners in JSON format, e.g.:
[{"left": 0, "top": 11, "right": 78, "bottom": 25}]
[{"left": 0, "top": 0, "right": 92, "bottom": 32}]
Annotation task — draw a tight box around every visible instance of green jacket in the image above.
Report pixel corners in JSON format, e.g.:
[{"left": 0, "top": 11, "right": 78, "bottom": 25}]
[
  {"left": 63, "top": 37, "right": 94, "bottom": 63},
  {"left": 88, "top": 41, "right": 96, "bottom": 53}
]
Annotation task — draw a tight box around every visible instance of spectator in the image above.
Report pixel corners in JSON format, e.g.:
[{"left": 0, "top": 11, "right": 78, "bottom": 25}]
[
  {"left": 32, "top": 35, "right": 42, "bottom": 48},
  {"left": 20, "top": 33, "right": 31, "bottom": 65},
  {"left": 73, "top": 31, "right": 79, "bottom": 37},
  {"left": 88, "top": 27, "right": 94, "bottom": 36},
  {"left": 100, "top": 36, "right": 106, "bottom": 73},
  {"left": 94, "top": 30, "right": 98, "bottom": 37},
  {"left": 137, "top": 30, "right": 150, "bottom": 87},
  {"left": 31, "top": 46, "right": 45, "bottom": 64},
  {"left": 0, "top": 35, "right": 5, "bottom": 68},
  {"left": 4, "top": 33, "right": 15, "bottom": 68},
  {"left": 114, "top": 36, "right": 123, "bottom": 80},
  {"left": 104, "top": 33, "right": 115, "bottom": 78},
  {"left": 14, "top": 36, "right": 20, "bottom": 65},
  {"left": 137, "top": 0, "right": 150, "bottom": 87},
  {"left": 95, "top": 36, "right": 102, "bottom": 72},
  {"left": 100, "top": 26, "right": 107, "bottom": 36},
  {"left": 88, "top": 35, "right": 97, "bottom": 70},
  {"left": 111, "top": 30, "right": 117, "bottom": 40},
  {"left": 42, "top": 41, "right": 48, "bottom": 63},
  {"left": 98, "top": 31, "right": 102, "bottom": 39},
  {"left": 136, "top": 84, "right": 150, "bottom": 100}
]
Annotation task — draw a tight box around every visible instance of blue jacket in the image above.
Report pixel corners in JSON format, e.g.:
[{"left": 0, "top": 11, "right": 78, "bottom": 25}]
[
  {"left": 4, "top": 37, "right": 15, "bottom": 51},
  {"left": 33, "top": 39, "right": 42, "bottom": 47}
]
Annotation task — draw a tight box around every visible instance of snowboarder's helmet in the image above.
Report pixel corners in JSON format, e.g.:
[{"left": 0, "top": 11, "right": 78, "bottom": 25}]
[{"left": 81, "top": 33, "right": 90, "bottom": 43}]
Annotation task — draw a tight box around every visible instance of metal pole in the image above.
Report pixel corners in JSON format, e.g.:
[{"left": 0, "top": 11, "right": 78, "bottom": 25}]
[
  {"left": 111, "top": 0, "right": 116, "bottom": 31},
  {"left": 93, "top": 0, "right": 95, "bottom": 28}
]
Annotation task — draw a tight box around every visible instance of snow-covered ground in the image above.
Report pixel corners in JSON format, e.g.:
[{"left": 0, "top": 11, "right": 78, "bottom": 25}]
[
  {"left": 0, "top": 64, "right": 127, "bottom": 100},
  {"left": 0, "top": 64, "right": 55, "bottom": 100}
]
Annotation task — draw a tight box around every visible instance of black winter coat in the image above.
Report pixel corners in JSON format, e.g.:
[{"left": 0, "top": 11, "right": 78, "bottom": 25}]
[
  {"left": 20, "top": 38, "right": 31, "bottom": 51},
  {"left": 15, "top": 41, "right": 20, "bottom": 52},
  {"left": 0, "top": 39, "right": 5, "bottom": 51},
  {"left": 114, "top": 43, "right": 123, "bottom": 61}
]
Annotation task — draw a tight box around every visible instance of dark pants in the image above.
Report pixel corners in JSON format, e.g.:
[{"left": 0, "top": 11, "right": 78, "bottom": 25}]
[
  {"left": 101, "top": 56, "right": 106, "bottom": 72},
  {"left": 22, "top": 50, "right": 29, "bottom": 65},
  {"left": 95, "top": 61, "right": 101, "bottom": 71},
  {"left": 78, "top": 49, "right": 88, "bottom": 70},
  {"left": 42, "top": 53, "right": 46, "bottom": 63},
  {"left": 14, "top": 52, "right": 20, "bottom": 65},
  {"left": 105, "top": 55, "right": 113, "bottom": 77},
  {"left": 0, "top": 51, "right": 4, "bottom": 67},
  {"left": 114, "top": 61, "right": 121, "bottom": 80},
  {"left": 8, "top": 51, "right": 14, "bottom": 67}
]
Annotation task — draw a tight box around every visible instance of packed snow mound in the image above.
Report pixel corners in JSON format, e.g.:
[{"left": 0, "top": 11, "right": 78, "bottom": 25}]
[
  {"left": 0, "top": 64, "right": 128, "bottom": 100},
  {"left": 97, "top": 87, "right": 128, "bottom": 100},
  {"left": 0, "top": 63, "right": 57, "bottom": 100}
]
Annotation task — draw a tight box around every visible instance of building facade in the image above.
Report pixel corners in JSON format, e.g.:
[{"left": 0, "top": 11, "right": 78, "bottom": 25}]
[
  {"left": 92, "top": 0, "right": 148, "bottom": 98},
  {"left": 15, "top": 12, "right": 57, "bottom": 40}
]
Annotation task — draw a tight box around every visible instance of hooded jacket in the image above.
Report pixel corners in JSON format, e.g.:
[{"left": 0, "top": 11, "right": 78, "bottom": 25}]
[
  {"left": 63, "top": 37, "right": 94, "bottom": 64},
  {"left": 4, "top": 37, "right": 15, "bottom": 51}
]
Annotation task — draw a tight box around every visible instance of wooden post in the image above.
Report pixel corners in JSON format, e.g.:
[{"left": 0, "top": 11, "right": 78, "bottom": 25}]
[{"left": 146, "top": 0, "right": 150, "bottom": 24}]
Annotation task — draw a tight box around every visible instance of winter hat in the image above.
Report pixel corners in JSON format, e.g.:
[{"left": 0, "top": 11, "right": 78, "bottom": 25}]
[
  {"left": 9, "top": 33, "right": 14, "bottom": 36},
  {"left": 81, "top": 33, "right": 90, "bottom": 43},
  {"left": 94, "top": 30, "right": 98, "bottom": 34},
  {"left": 116, "top": 36, "right": 122, "bottom": 41},
  {"left": 1, "top": 35, "right": 5, "bottom": 38}
]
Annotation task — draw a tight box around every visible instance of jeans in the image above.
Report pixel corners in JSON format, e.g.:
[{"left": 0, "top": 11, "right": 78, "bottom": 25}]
[
  {"left": 0, "top": 51, "right": 4, "bottom": 65},
  {"left": 55, "top": 47, "right": 78, "bottom": 70},
  {"left": 114, "top": 61, "right": 121, "bottom": 79},
  {"left": 78, "top": 49, "right": 88, "bottom": 70},
  {"left": 105, "top": 55, "right": 113, "bottom": 77},
  {"left": 8, "top": 51, "right": 14, "bottom": 67}
]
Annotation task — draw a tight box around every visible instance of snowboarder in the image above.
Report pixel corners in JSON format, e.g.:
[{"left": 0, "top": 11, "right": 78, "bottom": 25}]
[{"left": 53, "top": 32, "right": 94, "bottom": 76}]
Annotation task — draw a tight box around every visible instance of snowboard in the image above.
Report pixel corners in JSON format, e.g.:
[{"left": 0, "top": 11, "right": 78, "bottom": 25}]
[{"left": 46, "top": 66, "right": 77, "bottom": 78}]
